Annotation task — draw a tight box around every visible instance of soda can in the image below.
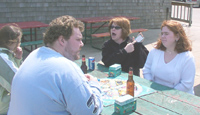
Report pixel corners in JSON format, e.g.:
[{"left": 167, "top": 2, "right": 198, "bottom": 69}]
[{"left": 88, "top": 57, "right": 95, "bottom": 70}]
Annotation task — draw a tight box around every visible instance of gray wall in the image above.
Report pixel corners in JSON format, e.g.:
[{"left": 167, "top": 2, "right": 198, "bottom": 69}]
[{"left": 0, "top": 0, "right": 172, "bottom": 30}]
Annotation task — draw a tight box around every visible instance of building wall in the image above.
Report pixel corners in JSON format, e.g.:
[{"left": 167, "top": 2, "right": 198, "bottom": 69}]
[{"left": 0, "top": 0, "right": 172, "bottom": 31}]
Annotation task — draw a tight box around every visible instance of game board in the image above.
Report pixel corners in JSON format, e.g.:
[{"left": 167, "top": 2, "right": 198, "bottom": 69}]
[{"left": 99, "top": 78, "right": 155, "bottom": 106}]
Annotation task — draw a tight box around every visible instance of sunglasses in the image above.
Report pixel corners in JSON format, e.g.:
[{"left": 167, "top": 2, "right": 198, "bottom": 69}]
[{"left": 111, "top": 26, "right": 121, "bottom": 30}]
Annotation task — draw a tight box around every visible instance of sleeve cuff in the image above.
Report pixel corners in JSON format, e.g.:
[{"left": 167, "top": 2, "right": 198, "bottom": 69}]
[
  {"left": 121, "top": 48, "right": 127, "bottom": 54},
  {"left": 15, "top": 58, "right": 23, "bottom": 66},
  {"left": 89, "top": 81, "right": 102, "bottom": 93}
]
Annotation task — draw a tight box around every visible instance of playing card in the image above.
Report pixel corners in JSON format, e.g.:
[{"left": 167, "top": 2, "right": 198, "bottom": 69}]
[{"left": 135, "top": 34, "right": 144, "bottom": 42}]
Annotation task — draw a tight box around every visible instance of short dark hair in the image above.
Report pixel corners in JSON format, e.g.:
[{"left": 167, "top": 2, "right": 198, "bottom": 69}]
[{"left": 0, "top": 24, "right": 22, "bottom": 48}]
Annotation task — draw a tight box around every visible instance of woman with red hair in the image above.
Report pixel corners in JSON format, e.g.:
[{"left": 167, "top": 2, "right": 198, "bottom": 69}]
[
  {"left": 143, "top": 20, "right": 195, "bottom": 94},
  {"left": 102, "top": 17, "right": 148, "bottom": 76}
]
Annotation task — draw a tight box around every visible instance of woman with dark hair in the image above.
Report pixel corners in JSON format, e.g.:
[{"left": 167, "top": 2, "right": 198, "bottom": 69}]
[
  {"left": 143, "top": 20, "right": 195, "bottom": 94},
  {"left": 0, "top": 24, "right": 23, "bottom": 114},
  {"left": 102, "top": 17, "right": 148, "bottom": 76}
]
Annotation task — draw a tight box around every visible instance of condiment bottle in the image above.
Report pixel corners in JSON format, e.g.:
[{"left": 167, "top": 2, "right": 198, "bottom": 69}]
[
  {"left": 126, "top": 67, "right": 135, "bottom": 96},
  {"left": 81, "top": 55, "right": 87, "bottom": 74}
]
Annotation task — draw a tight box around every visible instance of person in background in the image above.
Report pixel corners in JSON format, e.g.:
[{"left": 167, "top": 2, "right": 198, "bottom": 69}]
[
  {"left": 0, "top": 24, "right": 23, "bottom": 114},
  {"left": 143, "top": 20, "right": 195, "bottom": 94},
  {"left": 102, "top": 17, "right": 148, "bottom": 76},
  {"left": 8, "top": 15, "right": 103, "bottom": 115}
]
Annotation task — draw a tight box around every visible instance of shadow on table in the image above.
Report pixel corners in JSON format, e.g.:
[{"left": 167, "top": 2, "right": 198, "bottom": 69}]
[
  {"left": 97, "top": 63, "right": 109, "bottom": 73},
  {"left": 194, "top": 84, "right": 200, "bottom": 97},
  {"left": 150, "top": 82, "right": 173, "bottom": 91}
]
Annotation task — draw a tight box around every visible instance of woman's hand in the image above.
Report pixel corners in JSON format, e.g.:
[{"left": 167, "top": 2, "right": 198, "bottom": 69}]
[
  {"left": 124, "top": 41, "right": 136, "bottom": 53},
  {"left": 14, "top": 47, "right": 23, "bottom": 59}
]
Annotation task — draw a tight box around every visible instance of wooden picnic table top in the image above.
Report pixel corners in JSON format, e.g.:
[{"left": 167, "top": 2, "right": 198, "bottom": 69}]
[
  {"left": 0, "top": 21, "right": 49, "bottom": 29},
  {"left": 75, "top": 59, "right": 200, "bottom": 115},
  {"left": 78, "top": 16, "right": 140, "bottom": 23}
]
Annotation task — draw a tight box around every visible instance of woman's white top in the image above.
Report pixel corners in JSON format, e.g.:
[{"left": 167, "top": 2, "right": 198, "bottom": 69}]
[{"left": 143, "top": 48, "right": 195, "bottom": 94}]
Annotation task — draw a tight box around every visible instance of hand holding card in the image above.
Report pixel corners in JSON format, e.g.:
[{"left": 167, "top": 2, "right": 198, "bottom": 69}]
[{"left": 135, "top": 34, "right": 144, "bottom": 42}]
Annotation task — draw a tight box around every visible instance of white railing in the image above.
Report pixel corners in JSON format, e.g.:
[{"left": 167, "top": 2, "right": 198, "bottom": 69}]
[{"left": 171, "top": 1, "right": 193, "bottom": 26}]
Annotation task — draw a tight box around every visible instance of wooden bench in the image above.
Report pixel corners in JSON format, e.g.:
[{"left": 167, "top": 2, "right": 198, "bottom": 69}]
[
  {"left": 83, "top": 24, "right": 109, "bottom": 43},
  {"left": 90, "top": 28, "right": 148, "bottom": 50},
  {"left": 21, "top": 40, "right": 43, "bottom": 52},
  {"left": 23, "top": 31, "right": 35, "bottom": 36},
  {"left": 22, "top": 31, "right": 35, "bottom": 43},
  {"left": 21, "top": 40, "right": 43, "bottom": 47},
  {"left": 91, "top": 28, "right": 148, "bottom": 38},
  {"left": 86, "top": 24, "right": 108, "bottom": 29}
]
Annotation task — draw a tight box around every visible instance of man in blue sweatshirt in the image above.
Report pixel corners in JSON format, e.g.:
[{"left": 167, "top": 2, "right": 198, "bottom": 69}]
[{"left": 8, "top": 15, "right": 103, "bottom": 115}]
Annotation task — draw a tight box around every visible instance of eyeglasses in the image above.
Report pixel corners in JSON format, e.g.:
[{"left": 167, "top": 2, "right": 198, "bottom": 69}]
[{"left": 111, "top": 26, "right": 121, "bottom": 30}]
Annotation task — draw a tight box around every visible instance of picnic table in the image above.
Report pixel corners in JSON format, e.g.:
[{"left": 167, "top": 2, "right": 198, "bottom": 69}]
[
  {"left": 78, "top": 16, "right": 145, "bottom": 49},
  {"left": 0, "top": 21, "right": 49, "bottom": 52},
  {"left": 75, "top": 59, "right": 200, "bottom": 114}
]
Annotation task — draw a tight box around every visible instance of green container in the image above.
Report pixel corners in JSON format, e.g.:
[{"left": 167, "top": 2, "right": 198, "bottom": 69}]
[
  {"left": 109, "top": 64, "right": 121, "bottom": 77},
  {"left": 114, "top": 94, "right": 137, "bottom": 115}
]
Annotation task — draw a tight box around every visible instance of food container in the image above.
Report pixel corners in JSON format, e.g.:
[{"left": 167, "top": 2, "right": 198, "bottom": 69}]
[
  {"left": 114, "top": 94, "right": 137, "bottom": 115},
  {"left": 108, "top": 64, "right": 121, "bottom": 77}
]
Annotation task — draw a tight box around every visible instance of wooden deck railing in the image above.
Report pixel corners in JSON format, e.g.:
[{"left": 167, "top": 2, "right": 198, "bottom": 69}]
[{"left": 171, "top": 1, "right": 193, "bottom": 26}]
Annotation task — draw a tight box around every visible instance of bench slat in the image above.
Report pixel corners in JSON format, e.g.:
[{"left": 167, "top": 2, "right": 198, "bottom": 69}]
[
  {"left": 86, "top": 25, "right": 108, "bottom": 29},
  {"left": 21, "top": 40, "right": 43, "bottom": 47},
  {"left": 23, "top": 31, "right": 35, "bottom": 35},
  {"left": 91, "top": 28, "right": 148, "bottom": 38}
]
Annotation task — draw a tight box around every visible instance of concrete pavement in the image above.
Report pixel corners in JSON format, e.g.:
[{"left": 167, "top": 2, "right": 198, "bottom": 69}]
[{"left": 80, "top": 7, "right": 200, "bottom": 96}]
